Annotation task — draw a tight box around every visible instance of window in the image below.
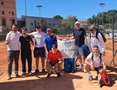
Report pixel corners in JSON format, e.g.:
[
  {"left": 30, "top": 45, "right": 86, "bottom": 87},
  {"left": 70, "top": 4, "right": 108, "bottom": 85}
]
[
  {"left": 2, "top": 18, "right": 6, "bottom": 26},
  {"left": 2, "top": 11, "right": 5, "bottom": 15},
  {"left": 1, "top": 2, "right": 4, "bottom": 5},
  {"left": 48, "top": 23, "right": 50, "bottom": 26},
  {"left": 11, "top": 19, "right": 15, "bottom": 25},
  {"left": 12, "top": 12, "right": 14, "bottom": 15},
  {"left": 31, "top": 23, "right": 33, "bottom": 26}
]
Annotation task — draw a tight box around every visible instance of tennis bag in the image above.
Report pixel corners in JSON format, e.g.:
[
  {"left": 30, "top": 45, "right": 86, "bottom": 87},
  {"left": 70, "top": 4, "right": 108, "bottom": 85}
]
[
  {"left": 64, "top": 58, "right": 76, "bottom": 73},
  {"left": 99, "top": 69, "right": 110, "bottom": 85}
]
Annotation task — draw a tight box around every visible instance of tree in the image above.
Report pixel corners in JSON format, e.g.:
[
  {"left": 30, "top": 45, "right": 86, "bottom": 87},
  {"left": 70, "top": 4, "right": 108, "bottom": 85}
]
[
  {"left": 62, "top": 16, "right": 77, "bottom": 30},
  {"left": 53, "top": 15, "right": 63, "bottom": 20},
  {"left": 39, "top": 18, "right": 47, "bottom": 32}
]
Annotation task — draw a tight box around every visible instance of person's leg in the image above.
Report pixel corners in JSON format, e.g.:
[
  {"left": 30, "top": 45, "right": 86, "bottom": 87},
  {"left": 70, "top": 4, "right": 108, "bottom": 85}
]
[
  {"left": 46, "top": 62, "right": 52, "bottom": 77},
  {"left": 14, "top": 51, "right": 20, "bottom": 77},
  {"left": 34, "top": 48, "right": 39, "bottom": 73},
  {"left": 21, "top": 51, "right": 26, "bottom": 75},
  {"left": 40, "top": 47, "right": 46, "bottom": 72},
  {"left": 41, "top": 57, "right": 45, "bottom": 72},
  {"left": 84, "top": 64, "right": 93, "bottom": 81},
  {"left": 55, "top": 63, "right": 62, "bottom": 77},
  {"left": 7, "top": 51, "right": 14, "bottom": 79},
  {"left": 95, "top": 67, "right": 103, "bottom": 87},
  {"left": 35, "top": 57, "right": 39, "bottom": 72},
  {"left": 78, "top": 46, "right": 85, "bottom": 70},
  {"left": 27, "top": 50, "right": 32, "bottom": 75}
]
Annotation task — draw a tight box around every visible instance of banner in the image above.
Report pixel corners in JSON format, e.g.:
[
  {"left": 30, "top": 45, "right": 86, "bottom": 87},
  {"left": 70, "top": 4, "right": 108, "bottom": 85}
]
[{"left": 57, "top": 39, "right": 75, "bottom": 58}]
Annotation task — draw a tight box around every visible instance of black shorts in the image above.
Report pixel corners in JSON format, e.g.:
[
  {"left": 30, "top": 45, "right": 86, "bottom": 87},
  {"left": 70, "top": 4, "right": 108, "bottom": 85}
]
[
  {"left": 50, "top": 60, "right": 59, "bottom": 66},
  {"left": 34, "top": 47, "right": 45, "bottom": 58}
]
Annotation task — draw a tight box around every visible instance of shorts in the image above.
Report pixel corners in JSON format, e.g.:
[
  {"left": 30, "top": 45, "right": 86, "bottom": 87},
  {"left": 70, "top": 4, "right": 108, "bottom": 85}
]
[
  {"left": 34, "top": 47, "right": 45, "bottom": 58},
  {"left": 74, "top": 45, "right": 83, "bottom": 56},
  {"left": 49, "top": 61, "right": 59, "bottom": 66},
  {"left": 94, "top": 66, "right": 103, "bottom": 72}
]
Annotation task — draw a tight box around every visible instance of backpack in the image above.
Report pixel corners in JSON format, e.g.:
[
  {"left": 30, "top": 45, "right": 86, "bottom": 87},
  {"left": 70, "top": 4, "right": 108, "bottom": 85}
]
[
  {"left": 91, "top": 53, "right": 102, "bottom": 64},
  {"left": 90, "top": 29, "right": 107, "bottom": 42}
]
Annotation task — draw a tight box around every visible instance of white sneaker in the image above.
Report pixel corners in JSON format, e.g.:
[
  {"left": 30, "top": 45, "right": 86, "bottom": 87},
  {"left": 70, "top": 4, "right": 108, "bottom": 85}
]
[{"left": 84, "top": 69, "right": 86, "bottom": 73}]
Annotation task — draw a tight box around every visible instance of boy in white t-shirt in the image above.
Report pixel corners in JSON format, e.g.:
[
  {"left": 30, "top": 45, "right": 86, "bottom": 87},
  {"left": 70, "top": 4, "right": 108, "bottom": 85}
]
[
  {"left": 84, "top": 45, "right": 106, "bottom": 87},
  {"left": 29, "top": 25, "right": 47, "bottom": 73}
]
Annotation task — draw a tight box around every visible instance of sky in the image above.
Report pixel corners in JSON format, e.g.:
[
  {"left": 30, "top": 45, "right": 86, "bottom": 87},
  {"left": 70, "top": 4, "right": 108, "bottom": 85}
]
[{"left": 16, "top": 0, "right": 117, "bottom": 20}]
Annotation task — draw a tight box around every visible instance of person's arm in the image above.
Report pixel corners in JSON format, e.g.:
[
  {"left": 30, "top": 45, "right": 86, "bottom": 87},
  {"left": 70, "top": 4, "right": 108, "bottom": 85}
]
[
  {"left": 85, "top": 53, "right": 95, "bottom": 70},
  {"left": 44, "top": 44, "right": 49, "bottom": 55},
  {"left": 101, "top": 55, "right": 106, "bottom": 70},
  {"left": 29, "top": 36, "right": 34, "bottom": 45},
  {"left": 98, "top": 33, "right": 105, "bottom": 55},
  {"left": 5, "top": 33, "right": 9, "bottom": 45},
  {"left": 44, "top": 38, "right": 49, "bottom": 55}
]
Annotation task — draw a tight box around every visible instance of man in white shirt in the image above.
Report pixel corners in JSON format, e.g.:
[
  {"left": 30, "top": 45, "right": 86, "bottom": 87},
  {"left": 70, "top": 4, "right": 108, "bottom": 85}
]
[
  {"left": 84, "top": 45, "right": 106, "bottom": 87},
  {"left": 5, "top": 24, "right": 22, "bottom": 80},
  {"left": 30, "top": 25, "right": 47, "bottom": 73},
  {"left": 88, "top": 26, "right": 105, "bottom": 55}
]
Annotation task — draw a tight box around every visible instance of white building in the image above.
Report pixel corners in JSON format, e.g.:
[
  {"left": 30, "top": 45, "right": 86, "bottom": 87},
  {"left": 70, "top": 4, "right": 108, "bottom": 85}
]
[{"left": 17, "top": 16, "right": 62, "bottom": 32}]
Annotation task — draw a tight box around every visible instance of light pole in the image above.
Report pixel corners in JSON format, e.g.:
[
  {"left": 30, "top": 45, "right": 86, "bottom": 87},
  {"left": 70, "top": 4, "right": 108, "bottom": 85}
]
[
  {"left": 37, "top": 5, "right": 42, "bottom": 17},
  {"left": 24, "top": 0, "right": 27, "bottom": 27},
  {"left": 99, "top": 3, "right": 105, "bottom": 26}
]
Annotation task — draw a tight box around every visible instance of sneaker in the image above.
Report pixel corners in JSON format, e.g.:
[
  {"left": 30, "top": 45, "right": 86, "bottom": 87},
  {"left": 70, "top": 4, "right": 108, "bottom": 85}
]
[
  {"left": 7, "top": 74, "right": 11, "bottom": 80},
  {"left": 42, "top": 69, "right": 45, "bottom": 72},
  {"left": 77, "top": 64, "right": 83, "bottom": 71},
  {"left": 28, "top": 72, "right": 32, "bottom": 75},
  {"left": 47, "top": 73, "right": 51, "bottom": 78},
  {"left": 98, "top": 74, "right": 103, "bottom": 88},
  {"left": 84, "top": 69, "right": 86, "bottom": 73},
  {"left": 57, "top": 72, "right": 61, "bottom": 77},
  {"left": 35, "top": 69, "right": 39, "bottom": 73},
  {"left": 22, "top": 72, "right": 26, "bottom": 77},
  {"left": 88, "top": 74, "right": 93, "bottom": 81}
]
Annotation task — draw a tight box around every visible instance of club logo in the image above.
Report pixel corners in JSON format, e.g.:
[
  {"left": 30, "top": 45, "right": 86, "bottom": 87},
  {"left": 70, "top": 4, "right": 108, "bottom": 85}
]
[{"left": 65, "top": 41, "right": 71, "bottom": 48}]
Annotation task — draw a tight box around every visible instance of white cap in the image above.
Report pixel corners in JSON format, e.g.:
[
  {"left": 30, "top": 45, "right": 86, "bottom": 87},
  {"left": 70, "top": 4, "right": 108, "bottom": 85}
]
[
  {"left": 46, "top": 28, "right": 52, "bottom": 31},
  {"left": 75, "top": 21, "right": 80, "bottom": 25}
]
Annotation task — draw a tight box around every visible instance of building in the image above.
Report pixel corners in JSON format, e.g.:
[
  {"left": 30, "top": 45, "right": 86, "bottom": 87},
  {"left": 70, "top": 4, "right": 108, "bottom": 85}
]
[
  {"left": 79, "top": 20, "right": 89, "bottom": 27},
  {"left": 0, "top": 0, "right": 17, "bottom": 31},
  {"left": 17, "top": 16, "right": 62, "bottom": 32}
]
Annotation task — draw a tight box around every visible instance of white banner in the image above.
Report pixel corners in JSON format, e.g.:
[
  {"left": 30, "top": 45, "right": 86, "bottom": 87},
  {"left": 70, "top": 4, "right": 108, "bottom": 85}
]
[{"left": 57, "top": 39, "right": 75, "bottom": 58}]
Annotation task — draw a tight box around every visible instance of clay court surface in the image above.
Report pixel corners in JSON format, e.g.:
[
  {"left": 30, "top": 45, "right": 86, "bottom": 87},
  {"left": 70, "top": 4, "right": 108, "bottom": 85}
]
[{"left": 0, "top": 39, "right": 117, "bottom": 90}]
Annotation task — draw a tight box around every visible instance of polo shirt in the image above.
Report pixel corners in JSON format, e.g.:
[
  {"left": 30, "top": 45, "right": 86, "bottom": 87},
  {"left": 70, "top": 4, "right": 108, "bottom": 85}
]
[
  {"left": 44, "top": 35, "right": 57, "bottom": 51},
  {"left": 48, "top": 50, "right": 63, "bottom": 64},
  {"left": 73, "top": 28, "right": 86, "bottom": 47}
]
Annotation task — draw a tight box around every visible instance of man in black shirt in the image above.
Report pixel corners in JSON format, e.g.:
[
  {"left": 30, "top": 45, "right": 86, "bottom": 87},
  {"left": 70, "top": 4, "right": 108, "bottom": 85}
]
[
  {"left": 19, "top": 27, "right": 34, "bottom": 76},
  {"left": 70, "top": 21, "right": 86, "bottom": 71}
]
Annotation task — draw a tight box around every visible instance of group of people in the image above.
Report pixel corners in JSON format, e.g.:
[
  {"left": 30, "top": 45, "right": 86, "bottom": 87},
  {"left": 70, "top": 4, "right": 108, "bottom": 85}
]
[
  {"left": 5, "top": 24, "right": 63, "bottom": 80},
  {"left": 5, "top": 21, "right": 107, "bottom": 87}
]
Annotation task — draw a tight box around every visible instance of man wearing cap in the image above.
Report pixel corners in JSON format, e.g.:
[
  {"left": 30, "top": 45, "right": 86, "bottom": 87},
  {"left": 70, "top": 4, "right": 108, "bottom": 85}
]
[
  {"left": 88, "top": 25, "right": 105, "bottom": 55},
  {"left": 46, "top": 44, "right": 63, "bottom": 78},
  {"left": 44, "top": 28, "right": 57, "bottom": 55},
  {"left": 70, "top": 21, "right": 86, "bottom": 70},
  {"left": 29, "top": 25, "right": 47, "bottom": 73}
]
